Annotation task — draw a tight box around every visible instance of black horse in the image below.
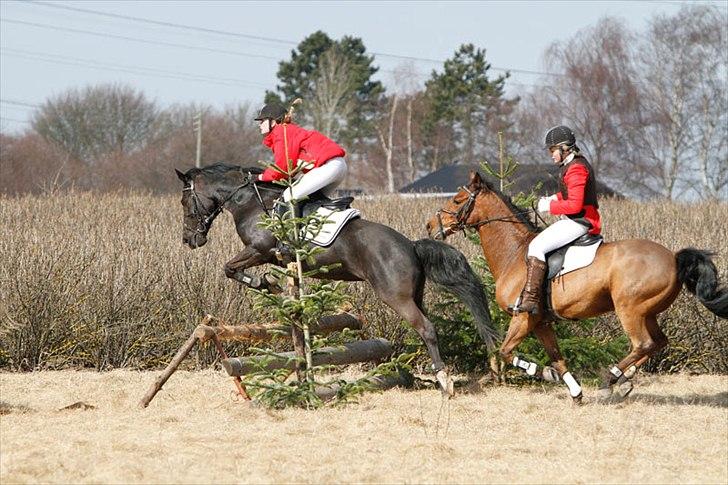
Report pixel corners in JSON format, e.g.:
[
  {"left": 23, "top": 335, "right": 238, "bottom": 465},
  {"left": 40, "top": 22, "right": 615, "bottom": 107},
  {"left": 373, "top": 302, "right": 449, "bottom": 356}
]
[{"left": 175, "top": 163, "right": 498, "bottom": 394}]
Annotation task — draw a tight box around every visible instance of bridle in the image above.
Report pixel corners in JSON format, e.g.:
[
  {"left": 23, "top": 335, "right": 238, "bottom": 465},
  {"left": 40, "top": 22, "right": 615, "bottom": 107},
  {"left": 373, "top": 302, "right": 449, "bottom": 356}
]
[
  {"left": 183, "top": 172, "right": 263, "bottom": 236},
  {"left": 433, "top": 185, "right": 544, "bottom": 239}
]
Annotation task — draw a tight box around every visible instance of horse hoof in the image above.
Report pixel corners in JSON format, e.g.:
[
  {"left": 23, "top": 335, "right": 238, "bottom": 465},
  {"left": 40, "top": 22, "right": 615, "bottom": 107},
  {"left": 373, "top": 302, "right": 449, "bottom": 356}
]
[
  {"left": 436, "top": 370, "right": 455, "bottom": 398},
  {"left": 542, "top": 366, "right": 561, "bottom": 383},
  {"left": 596, "top": 386, "right": 613, "bottom": 400},
  {"left": 572, "top": 393, "right": 584, "bottom": 405},
  {"left": 616, "top": 380, "right": 634, "bottom": 399}
]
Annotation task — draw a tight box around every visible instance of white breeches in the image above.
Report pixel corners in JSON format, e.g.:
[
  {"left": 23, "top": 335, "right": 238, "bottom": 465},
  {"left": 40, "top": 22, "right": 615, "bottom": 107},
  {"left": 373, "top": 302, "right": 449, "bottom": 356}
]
[
  {"left": 527, "top": 218, "right": 588, "bottom": 262},
  {"left": 282, "top": 157, "right": 348, "bottom": 202}
]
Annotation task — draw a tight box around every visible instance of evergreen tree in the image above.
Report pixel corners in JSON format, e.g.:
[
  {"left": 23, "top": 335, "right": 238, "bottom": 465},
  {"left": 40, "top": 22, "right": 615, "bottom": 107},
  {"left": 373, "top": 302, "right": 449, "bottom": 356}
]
[
  {"left": 423, "top": 44, "right": 518, "bottom": 168},
  {"left": 265, "top": 31, "right": 383, "bottom": 144}
]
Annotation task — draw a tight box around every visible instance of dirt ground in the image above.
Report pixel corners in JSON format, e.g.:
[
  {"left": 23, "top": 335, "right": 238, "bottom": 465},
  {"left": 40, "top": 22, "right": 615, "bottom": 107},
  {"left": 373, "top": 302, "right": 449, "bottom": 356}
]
[{"left": 0, "top": 370, "right": 726, "bottom": 484}]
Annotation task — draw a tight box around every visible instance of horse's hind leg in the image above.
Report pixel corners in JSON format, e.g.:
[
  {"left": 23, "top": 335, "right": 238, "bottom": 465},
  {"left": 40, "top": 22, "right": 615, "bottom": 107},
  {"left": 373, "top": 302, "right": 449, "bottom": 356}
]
[
  {"left": 599, "top": 312, "right": 666, "bottom": 399},
  {"left": 381, "top": 294, "right": 453, "bottom": 396}
]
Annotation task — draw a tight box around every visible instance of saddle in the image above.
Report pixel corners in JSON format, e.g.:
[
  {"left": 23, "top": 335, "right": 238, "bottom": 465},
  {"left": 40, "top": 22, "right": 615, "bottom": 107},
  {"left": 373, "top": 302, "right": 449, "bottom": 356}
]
[
  {"left": 299, "top": 191, "right": 355, "bottom": 218},
  {"left": 283, "top": 191, "right": 361, "bottom": 248},
  {"left": 545, "top": 233, "right": 603, "bottom": 280}
]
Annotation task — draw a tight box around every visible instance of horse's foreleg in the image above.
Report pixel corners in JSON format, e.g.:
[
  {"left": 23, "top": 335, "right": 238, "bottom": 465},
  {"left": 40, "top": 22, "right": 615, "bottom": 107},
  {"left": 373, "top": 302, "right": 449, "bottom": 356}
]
[
  {"left": 224, "top": 248, "right": 281, "bottom": 292},
  {"left": 533, "top": 324, "right": 583, "bottom": 402}
]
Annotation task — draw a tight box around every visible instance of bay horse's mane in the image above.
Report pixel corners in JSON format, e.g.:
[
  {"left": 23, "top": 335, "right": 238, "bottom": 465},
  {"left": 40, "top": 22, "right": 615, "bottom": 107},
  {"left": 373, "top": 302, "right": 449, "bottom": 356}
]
[{"left": 481, "top": 176, "right": 539, "bottom": 233}]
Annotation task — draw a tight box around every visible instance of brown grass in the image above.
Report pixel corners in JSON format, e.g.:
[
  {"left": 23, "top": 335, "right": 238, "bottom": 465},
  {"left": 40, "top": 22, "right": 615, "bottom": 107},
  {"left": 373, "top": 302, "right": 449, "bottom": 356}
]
[
  {"left": 0, "top": 193, "right": 726, "bottom": 372},
  {"left": 1, "top": 370, "right": 726, "bottom": 484}
]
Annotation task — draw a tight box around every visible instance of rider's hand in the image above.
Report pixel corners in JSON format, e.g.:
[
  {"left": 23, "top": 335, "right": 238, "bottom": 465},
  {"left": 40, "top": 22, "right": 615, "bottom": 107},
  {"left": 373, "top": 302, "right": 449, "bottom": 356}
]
[{"left": 537, "top": 197, "right": 552, "bottom": 215}]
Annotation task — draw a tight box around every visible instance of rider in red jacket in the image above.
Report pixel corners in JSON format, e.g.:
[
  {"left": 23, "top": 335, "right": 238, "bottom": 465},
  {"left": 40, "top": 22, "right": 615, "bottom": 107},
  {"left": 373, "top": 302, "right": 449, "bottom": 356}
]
[
  {"left": 254, "top": 104, "right": 347, "bottom": 204},
  {"left": 513, "top": 125, "right": 602, "bottom": 315}
]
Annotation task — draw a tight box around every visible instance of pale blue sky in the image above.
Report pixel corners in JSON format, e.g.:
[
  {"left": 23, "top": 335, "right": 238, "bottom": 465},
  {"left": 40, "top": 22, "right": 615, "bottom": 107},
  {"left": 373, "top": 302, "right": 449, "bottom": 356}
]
[{"left": 1, "top": 0, "right": 723, "bottom": 133}]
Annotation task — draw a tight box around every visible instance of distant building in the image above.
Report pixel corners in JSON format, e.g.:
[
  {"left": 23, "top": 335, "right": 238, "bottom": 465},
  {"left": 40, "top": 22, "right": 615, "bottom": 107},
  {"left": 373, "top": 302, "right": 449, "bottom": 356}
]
[{"left": 399, "top": 161, "right": 621, "bottom": 198}]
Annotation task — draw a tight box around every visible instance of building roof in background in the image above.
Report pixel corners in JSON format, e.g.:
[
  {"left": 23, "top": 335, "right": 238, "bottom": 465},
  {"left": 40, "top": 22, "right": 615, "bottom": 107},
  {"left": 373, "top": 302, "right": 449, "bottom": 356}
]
[{"left": 399, "top": 161, "right": 621, "bottom": 197}]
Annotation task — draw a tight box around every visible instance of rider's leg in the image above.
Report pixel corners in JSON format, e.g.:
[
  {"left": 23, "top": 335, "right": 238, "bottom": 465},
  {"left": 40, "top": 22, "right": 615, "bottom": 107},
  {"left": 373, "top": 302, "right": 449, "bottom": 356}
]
[
  {"left": 514, "top": 219, "right": 588, "bottom": 314},
  {"left": 282, "top": 157, "right": 348, "bottom": 202}
]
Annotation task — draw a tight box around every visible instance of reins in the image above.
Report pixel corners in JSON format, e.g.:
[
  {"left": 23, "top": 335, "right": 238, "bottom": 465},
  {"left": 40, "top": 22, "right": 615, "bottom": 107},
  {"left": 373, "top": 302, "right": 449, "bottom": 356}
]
[{"left": 184, "top": 170, "right": 278, "bottom": 235}]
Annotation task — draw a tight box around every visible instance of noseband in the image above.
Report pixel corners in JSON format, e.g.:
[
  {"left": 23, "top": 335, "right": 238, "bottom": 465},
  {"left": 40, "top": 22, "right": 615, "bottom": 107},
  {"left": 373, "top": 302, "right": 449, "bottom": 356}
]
[
  {"left": 183, "top": 173, "right": 254, "bottom": 236},
  {"left": 434, "top": 186, "right": 480, "bottom": 239}
]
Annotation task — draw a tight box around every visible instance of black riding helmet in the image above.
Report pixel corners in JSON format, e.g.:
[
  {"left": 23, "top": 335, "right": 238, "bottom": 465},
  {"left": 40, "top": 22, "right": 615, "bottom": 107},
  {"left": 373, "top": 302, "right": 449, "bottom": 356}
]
[
  {"left": 545, "top": 125, "right": 576, "bottom": 149},
  {"left": 254, "top": 103, "right": 287, "bottom": 122}
]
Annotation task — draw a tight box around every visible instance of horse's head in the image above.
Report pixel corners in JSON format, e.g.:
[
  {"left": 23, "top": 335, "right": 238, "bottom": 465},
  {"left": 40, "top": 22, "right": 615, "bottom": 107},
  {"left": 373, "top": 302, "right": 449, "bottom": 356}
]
[
  {"left": 176, "top": 168, "right": 217, "bottom": 249},
  {"left": 426, "top": 171, "right": 487, "bottom": 240}
]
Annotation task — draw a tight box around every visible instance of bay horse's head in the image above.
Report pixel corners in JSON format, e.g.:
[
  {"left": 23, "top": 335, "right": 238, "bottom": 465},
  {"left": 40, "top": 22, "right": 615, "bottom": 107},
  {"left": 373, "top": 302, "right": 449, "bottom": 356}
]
[
  {"left": 175, "top": 164, "right": 254, "bottom": 249},
  {"left": 425, "top": 171, "right": 486, "bottom": 240},
  {"left": 426, "top": 171, "right": 539, "bottom": 240}
]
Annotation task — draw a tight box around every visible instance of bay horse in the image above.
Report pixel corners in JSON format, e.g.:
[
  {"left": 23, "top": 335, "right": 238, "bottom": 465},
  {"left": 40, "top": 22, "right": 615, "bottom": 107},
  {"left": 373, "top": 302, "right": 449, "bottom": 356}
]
[
  {"left": 426, "top": 171, "right": 727, "bottom": 402},
  {"left": 175, "top": 163, "right": 499, "bottom": 395}
]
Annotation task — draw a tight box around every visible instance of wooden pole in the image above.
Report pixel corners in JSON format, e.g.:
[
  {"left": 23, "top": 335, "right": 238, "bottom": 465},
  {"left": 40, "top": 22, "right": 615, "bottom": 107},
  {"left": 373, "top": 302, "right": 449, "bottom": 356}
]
[
  {"left": 194, "top": 312, "right": 362, "bottom": 343},
  {"left": 221, "top": 338, "right": 393, "bottom": 377},
  {"left": 138, "top": 333, "right": 198, "bottom": 409}
]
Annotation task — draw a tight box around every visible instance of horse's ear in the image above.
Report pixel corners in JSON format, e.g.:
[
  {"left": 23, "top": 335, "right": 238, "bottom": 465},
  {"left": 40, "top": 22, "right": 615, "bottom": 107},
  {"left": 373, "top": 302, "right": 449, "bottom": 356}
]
[
  {"left": 175, "top": 169, "right": 187, "bottom": 183},
  {"left": 468, "top": 171, "right": 483, "bottom": 190}
]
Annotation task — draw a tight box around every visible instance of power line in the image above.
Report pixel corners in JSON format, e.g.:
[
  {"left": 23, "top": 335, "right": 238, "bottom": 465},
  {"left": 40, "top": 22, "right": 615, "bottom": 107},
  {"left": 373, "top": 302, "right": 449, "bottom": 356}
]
[
  {"left": 1, "top": 47, "right": 270, "bottom": 89},
  {"left": 1, "top": 18, "right": 281, "bottom": 62},
  {"left": 27, "top": 1, "right": 297, "bottom": 46},
  {"left": 1, "top": 99, "right": 41, "bottom": 108},
  {"left": 26, "top": 0, "right": 562, "bottom": 77},
  {"left": 0, "top": 116, "right": 29, "bottom": 124}
]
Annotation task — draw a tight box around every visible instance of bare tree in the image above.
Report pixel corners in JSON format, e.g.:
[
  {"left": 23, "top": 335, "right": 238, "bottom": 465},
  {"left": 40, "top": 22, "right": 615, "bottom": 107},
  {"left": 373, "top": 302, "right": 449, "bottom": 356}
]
[
  {"left": 634, "top": 5, "right": 727, "bottom": 199},
  {"left": 32, "top": 83, "right": 158, "bottom": 167},
  {"left": 308, "top": 48, "right": 357, "bottom": 139},
  {"left": 541, "top": 17, "right": 641, "bottom": 183},
  {"left": 392, "top": 61, "right": 422, "bottom": 183},
  {"left": 375, "top": 94, "right": 400, "bottom": 193}
]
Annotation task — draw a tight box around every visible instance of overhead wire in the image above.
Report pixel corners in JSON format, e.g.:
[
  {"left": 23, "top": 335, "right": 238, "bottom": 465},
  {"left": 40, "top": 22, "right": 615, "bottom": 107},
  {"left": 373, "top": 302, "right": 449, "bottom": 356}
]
[
  {"left": 24, "top": 0, "right": 563, "bottom": 78},
  {"left": 1, "top": 47, "right": 269, "bottom": 89}
]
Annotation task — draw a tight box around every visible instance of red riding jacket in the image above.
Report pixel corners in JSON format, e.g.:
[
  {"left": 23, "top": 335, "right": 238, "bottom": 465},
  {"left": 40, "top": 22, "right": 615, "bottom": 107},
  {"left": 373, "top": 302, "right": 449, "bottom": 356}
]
[
  {"left": 259, "top": 123, "right": 346, "bottom": 182},
  {"left": 549, "top": 155, "right": 602, "bottom": 235}
]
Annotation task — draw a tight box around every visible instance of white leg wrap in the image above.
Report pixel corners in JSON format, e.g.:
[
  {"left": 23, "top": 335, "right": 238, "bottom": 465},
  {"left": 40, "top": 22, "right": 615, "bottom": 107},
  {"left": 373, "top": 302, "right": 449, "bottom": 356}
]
[
  {"left": 624, "top": 365, "right": 637, "bottom": 379},
  {"left": 562, "top": 372, "right": 582, "bottom": 398},
  {"left": 610, "top": 366, "right": 623, "bottom": 379},
  {"left": 513, "top": 356, "right": 538, "bottom": 376}
]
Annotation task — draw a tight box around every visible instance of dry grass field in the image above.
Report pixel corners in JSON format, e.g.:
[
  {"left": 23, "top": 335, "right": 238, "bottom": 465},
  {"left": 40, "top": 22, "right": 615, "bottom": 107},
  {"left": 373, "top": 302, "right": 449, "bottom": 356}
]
[{"left": 1, "top": 370, "right": 726, "bottom": 484}]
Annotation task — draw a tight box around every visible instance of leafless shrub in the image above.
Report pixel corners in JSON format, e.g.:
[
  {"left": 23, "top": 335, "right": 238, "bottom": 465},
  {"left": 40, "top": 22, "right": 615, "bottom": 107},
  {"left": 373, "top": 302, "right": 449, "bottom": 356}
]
[{"left": 0, "top": 193, "right": 725, "bottom": 372}]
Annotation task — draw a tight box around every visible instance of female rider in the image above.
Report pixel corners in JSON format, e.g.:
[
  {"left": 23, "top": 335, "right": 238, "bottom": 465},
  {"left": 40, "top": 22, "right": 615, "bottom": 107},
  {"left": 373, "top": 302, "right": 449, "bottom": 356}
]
[
  {"left": 513, "top": 125, "right": 602, "bottom": 315},
  {"left": 254, "top": 103, "right": 347, "bottom": 218}
]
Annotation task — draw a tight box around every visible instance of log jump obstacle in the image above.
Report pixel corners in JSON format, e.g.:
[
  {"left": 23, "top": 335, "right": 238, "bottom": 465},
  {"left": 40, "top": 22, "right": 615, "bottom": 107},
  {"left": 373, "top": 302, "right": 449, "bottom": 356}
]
[{"left": 138, "top": 312, "right": 402, "bottom": 408}]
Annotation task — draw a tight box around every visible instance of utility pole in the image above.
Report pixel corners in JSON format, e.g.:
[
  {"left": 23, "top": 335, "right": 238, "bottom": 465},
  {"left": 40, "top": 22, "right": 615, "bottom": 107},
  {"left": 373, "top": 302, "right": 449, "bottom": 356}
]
[{"left": 193, "top": 111, "right": 202, "bottom": 168}]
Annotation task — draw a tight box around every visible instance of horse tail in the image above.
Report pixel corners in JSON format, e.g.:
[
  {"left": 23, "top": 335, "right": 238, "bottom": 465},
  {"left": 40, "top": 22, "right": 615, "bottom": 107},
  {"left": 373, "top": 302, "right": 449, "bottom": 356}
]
[
  {"left": 413, "top": 239, "right": 499, "bottom": 351},
  {"left": 676, "top": 248, "right": 728, "bottom": 318}
]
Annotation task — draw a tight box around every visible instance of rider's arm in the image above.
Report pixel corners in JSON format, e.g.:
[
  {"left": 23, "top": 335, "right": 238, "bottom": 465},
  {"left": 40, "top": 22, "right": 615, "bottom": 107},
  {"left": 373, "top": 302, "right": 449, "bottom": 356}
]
[{"left": 549, "top": 164, "right": 588, "bottom": 215}]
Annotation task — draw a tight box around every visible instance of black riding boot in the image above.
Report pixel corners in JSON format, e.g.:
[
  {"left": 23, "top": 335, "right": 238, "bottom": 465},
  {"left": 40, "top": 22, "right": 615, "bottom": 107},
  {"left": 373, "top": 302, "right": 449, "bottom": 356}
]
[
  {"left": 513, "top": 256, "right": 547, "bottom": 315},
  {"left": 273, "top": 200, "right": 300, "bottom": 262}
]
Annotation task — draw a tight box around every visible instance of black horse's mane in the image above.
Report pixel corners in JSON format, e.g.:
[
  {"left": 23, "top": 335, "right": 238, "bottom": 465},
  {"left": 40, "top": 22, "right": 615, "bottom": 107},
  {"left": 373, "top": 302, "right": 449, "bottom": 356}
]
[
  {"left": 481, "top": 176, "right": 539, "bottom": 233},
  {"left": 190, "top": 162, "right": 280, "bottom": 190}
]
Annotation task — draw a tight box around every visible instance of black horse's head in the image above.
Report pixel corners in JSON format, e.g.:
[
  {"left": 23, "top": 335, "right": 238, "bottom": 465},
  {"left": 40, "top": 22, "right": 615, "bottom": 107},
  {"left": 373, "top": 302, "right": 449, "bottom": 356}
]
[
  {"left": 175, "top": 163, "right": 259, "bottom": 249},
  {"left": 175, "top": 167, "right": 216, "bottom": 249}
]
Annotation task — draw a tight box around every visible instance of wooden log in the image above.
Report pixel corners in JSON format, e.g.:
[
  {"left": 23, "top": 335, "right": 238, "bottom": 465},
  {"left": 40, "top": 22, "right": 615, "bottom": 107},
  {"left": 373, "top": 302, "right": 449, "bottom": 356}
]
[
  {"left": 221, "top": 338, "right": 393, "bottom": 377},
  {"left": 138, "top": 333, "right": 198, "bottom": 409},
  {"left": 194, "top": 313, "right": 362, "bottom": 343},
  {"left": 315, "top": 369, "right": 414, "bottom": 401}
]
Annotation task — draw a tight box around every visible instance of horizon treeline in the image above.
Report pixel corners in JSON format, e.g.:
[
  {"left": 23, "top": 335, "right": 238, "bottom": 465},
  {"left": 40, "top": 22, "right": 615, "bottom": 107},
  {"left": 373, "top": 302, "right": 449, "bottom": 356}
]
[{"left": 1, "top": 4, "right": 726, "bottom": 200}]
